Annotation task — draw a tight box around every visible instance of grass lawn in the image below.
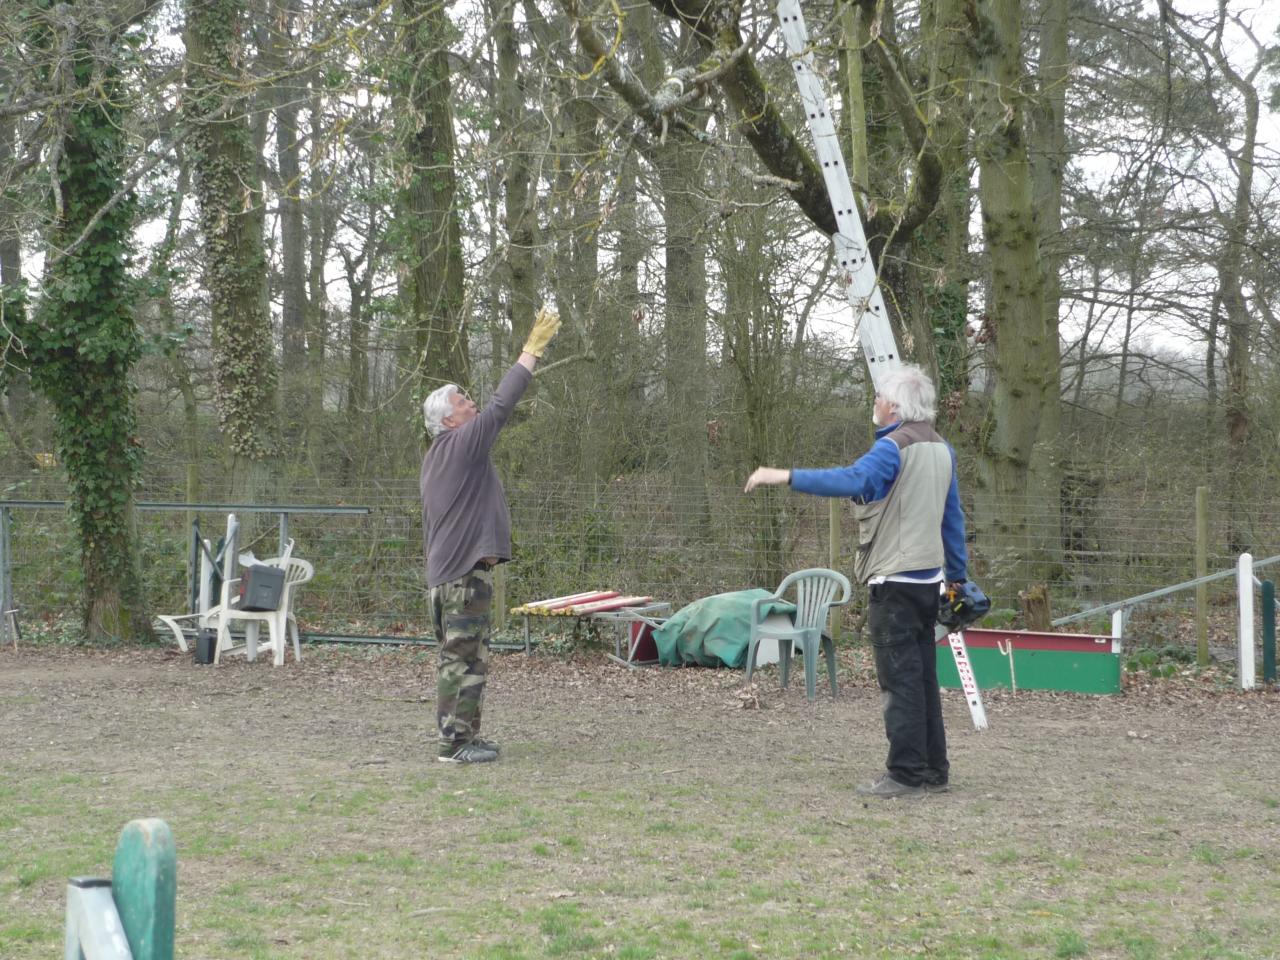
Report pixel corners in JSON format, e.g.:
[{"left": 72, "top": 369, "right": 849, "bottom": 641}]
[{"left": 2, "top": 642, "right": 1278, "bottom": 959}]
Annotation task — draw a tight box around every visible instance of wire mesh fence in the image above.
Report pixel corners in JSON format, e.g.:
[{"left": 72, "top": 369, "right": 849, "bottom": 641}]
[{"left": 1, "top": 476, "right": 1273, "bottom": 640}]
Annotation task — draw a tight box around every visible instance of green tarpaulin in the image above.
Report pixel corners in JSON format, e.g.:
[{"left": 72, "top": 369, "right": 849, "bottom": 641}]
[{"left": 653, "top": 589, "right": 797, "bottom": 668}]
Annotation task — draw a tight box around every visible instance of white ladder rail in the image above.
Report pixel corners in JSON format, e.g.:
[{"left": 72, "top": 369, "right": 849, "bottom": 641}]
[{"left": 775, "top": 0, "right": 902, "bottom": 391}]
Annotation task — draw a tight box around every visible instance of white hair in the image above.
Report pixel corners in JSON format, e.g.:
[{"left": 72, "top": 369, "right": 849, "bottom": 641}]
[
  {"left": 423, "top": 383, "right": 459, "bottom": 437},
  {"left": 878, "top": 365, "right": 937, "bottom": 423}
]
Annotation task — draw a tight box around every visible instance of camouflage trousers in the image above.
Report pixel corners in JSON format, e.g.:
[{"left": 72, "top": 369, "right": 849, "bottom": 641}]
[{"left": 430, "top": 567, "right": 493, "bottom": 748}]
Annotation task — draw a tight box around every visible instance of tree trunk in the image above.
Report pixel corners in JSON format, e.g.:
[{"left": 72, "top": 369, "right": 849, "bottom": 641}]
[
  {"left": 1159, "top": 1, "right": 1261, "bottom": 551},
  {"left": 0, "top": 71, "right": 38, "bottom": 465},
  {"left": 969, "top": 0, "right": 1052, "bottom": 588},
  {"left": 343, "top": 218, "right": 376, "bottom": 425},
  {"left": 394, "top": 0, "right": 468, "bottom": 395},
  {"left": 1217, "top": 83, "right": 1258, "bottom": 553},
  {"left": 1026, "top": 0, "right": 1068, "bottom": 574},
  {"left": 307, "top": 82, "right": 329, "bottom": 408},
  {"left": 340, "top": 205, "right": 377, "bottom": 483},
  {"left": 1069, "top": 262, "right": 1103, "bottom": 419},
  {"left": 0, "top": 83, "right": 35, "bottom": 464},
  {"left": 185, "top": 0, "right": 279, "bottom": 491},
  {"left": 1019, "top": 583, "right": 1052, "bottom": 631},
  {"left": 149, "top": 146, "right": 203, "bottom": 493},
  {"left": 551, "top": 94, "right": 604, "bottom": 484},
  {"left": 1116, "top": 259, "right": 1138, "bottom": 410},
  {"left": 602, "top": 146, "right": 646, "bottom": 473},
  {"left": 30, "top": 24, "right": 149, "bottom": 640},
  {"left": 268, "top": 0, "right": 309, "bottom": 428},
  {"left": 723, "top": 207, "right": 788, "bottom": 588},
  {"left": 494, "top": 0, "right": 537, "bottom": 361},
  {"left": 656, "top": 142, "right": 710, "bottom": 533},
  {"left": 915, "top": 0, "right": 975, "bottom": 401},
  {"left": 1205, "top": 290, "right": 1220, "bottom": 407},
  {"left": 838, "top": 1, "right": 870, "bottom": 190}
]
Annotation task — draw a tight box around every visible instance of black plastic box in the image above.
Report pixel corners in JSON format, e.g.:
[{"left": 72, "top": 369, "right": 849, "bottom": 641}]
[
  {"left": 237, "top": 564, "right": 285, "bottom": 611},
  {"left": 195, "top": 628, "right": 217, "bottom": 664}
]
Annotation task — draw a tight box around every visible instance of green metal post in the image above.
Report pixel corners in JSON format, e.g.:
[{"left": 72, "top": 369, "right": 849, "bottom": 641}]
[
  {"left": 1263, "top": 580, "right": 1276, "bottom": 685},
  {"left": 112, "top": 819, "right": 176, "bottom": 960}
]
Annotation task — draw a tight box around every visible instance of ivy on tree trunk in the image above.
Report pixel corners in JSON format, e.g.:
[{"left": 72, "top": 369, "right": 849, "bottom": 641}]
[
  {"left": 184, "top": 0, "right": 279, "bottom": 470},
  {"left": 26, "top": 12, "right": 149, "bottom": 640}
]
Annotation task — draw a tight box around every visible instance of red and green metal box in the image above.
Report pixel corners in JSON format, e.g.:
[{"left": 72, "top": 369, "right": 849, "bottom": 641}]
[{"left": 936, "top": 628, "right": 1121, "bottom": 695}]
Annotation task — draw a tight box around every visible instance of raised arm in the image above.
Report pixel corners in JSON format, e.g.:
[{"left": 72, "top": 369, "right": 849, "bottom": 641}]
[
  {"left": 457, "top": 308, "right": 562, "bottom": 456},
  {"left": 517, "top": 307, "right": 561, "bottom": 373}
]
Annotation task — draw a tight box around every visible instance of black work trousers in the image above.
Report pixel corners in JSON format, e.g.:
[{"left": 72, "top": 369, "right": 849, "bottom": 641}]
[{"left": 867, "top": 579, "right": 949, "bottom": 787}]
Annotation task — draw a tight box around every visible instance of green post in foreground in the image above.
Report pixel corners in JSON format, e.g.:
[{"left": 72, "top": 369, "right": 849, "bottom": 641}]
[
  {"left": 112, "top": 819, "right": 176, "bottom": 960},
  {"left": 1263, "top": 580, "right": 1276, "bottom": 685}
]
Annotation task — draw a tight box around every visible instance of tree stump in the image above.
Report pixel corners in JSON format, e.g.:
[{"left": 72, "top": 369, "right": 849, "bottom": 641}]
[{"left": 1019, "top": 583, "right": 1053, "bottom": 632}]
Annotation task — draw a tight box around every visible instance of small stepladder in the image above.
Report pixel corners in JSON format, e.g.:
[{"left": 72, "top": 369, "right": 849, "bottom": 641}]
[
  {"left": 64, "top": 818, "right": 175, "bottom": 960},
  {"left": 943, "top": 628, "right": 989, "bottom": 730}
]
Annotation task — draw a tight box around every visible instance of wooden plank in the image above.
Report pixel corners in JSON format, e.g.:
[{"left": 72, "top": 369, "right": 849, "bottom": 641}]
[
  {"left": 513, "top": 591, "right": 620, "bottom": 615},
  {"left": 541, "top": 591, "right": 618, "bottom": 610},
  {"left": 566, "top": 595, "right": 653, "bottom": 615},
  {"left": 957, "top": 628, "right": 1118, "bottom": 654},
  {"left": 524, "top": 590, "right": 615, "bottom": 609}
]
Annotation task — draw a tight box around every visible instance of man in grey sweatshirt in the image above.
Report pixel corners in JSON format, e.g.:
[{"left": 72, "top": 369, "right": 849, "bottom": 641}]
[{"left": 420, "top": 308, "right": 561, "bottom": 763}]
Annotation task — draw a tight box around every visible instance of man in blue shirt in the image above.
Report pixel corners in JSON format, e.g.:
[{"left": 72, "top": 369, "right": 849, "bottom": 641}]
[{"left": 745, "top": 365, "right": 968, "bottom": 798}]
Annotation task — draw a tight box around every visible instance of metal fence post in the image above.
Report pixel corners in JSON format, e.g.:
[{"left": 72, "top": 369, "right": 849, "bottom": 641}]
[
  {"left": 1195, "top": 486, "right": 1209, "bottom": 666},
  {"left": 0, "top": 505, "right": 13, "bottom": 648},
  {"left": 1238, "top": 553, "right": 1255, "bottom": 690},
  {"left": 277, "top": 512, "right": 289, "bottom": 557},
  {"left": 1263, "top": 580, "right": 1276, "bottom": 685},
  {"left": 828, "top": 499, "right": 841, "bottom": 637},
  {"left": 186, "top": 520, "right": 201, "bottom": 615},
  {"left": 494, "top": 563, "right": 507, "bottom": 633}
]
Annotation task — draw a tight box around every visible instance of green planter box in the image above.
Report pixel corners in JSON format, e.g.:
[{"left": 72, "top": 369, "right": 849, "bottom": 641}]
[{"left": 937, "top": 628, "right": 1121, "bottom": 695}]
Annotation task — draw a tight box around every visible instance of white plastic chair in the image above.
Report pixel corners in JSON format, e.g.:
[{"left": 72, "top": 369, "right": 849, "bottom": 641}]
[
  {"left": 155, "top": 526, "right": 228, "bottom": 653},
  {"left": 744, "top": 568, "right": 852, "bottom": 701},
  {"left": 215, "top": 557, "right": 314, "bottom": 667}
]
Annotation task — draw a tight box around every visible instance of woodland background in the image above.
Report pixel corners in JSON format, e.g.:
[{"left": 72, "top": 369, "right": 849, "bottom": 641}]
[{"left": 1, "top": 0, "right": 1279, "bottom": 641}]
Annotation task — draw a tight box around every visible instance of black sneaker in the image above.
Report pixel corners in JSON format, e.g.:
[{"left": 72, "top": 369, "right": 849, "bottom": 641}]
[
  {"left": 855, "top": 774, "right": 924, "bottom": 799},
  {"left": 469, "top": 737, "right": 501, "bottom": 754},
  {"left": 438, "top": 741, "right": 499, "bottom": 764},
  {"left": 923, "top": 768, "right": 950, "bottom": 793}
]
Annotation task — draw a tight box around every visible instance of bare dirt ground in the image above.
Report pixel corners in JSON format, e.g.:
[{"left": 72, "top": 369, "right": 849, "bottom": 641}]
[{"left": 2, "top": 639, "right": 1279, "bottom": 959}]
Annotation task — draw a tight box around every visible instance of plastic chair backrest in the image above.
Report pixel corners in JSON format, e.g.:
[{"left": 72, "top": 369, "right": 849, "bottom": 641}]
[
  {"left": 284, "top": 558, "right": 314, "bottom": 587},
  {"left": 775, "top": 568, "right": 851, "bottom": 631}
]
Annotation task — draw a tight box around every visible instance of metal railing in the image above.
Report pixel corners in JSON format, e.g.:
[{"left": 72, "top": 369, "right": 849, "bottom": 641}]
[
  {"left": 0, "top": 500, "right": 369, "bottom": 646},
  {"left": 1, "top": 480, "right": 1274, "bottom": 646}
]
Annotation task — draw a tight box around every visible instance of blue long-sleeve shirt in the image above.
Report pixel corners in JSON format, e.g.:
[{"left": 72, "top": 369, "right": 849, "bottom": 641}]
[{"left": 790, "top": 422, "right": 968, "bottom": 582}]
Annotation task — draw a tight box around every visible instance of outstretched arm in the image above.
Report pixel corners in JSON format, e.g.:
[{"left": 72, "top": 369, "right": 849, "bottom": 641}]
[{"left": 744, "top": 467, "right": 792, "bottom": 492}]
